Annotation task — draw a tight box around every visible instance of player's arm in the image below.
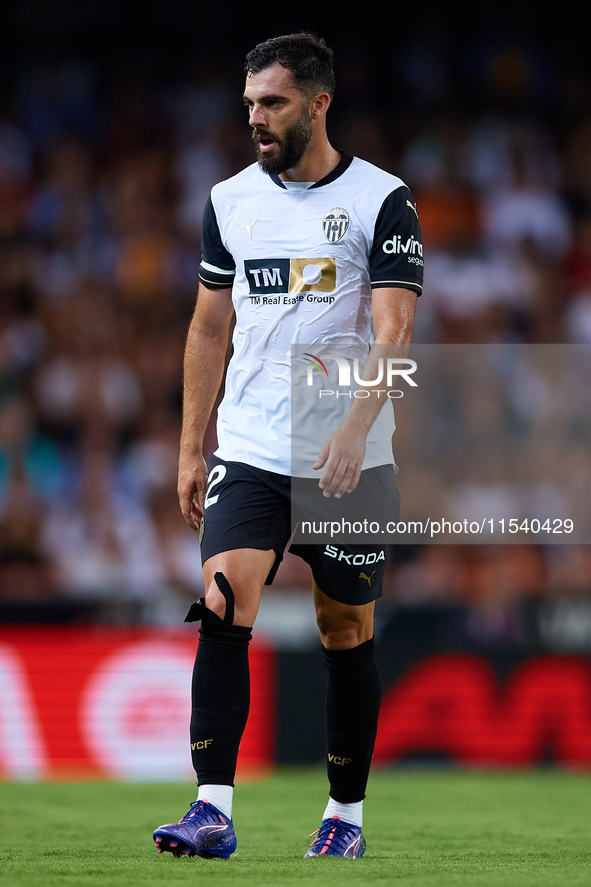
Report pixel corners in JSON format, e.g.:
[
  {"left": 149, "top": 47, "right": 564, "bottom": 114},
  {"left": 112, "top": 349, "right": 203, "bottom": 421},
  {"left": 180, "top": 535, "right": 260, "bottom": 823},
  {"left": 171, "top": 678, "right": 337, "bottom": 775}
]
[
  {"left": 178, "top": 284, "right": 234, "bottom": 530},
  {"left": 314, "top": 287, "right": 417, "bottom": 498},
  {"left": 315, "top": 184, "right": 422, "bottom": 498}
]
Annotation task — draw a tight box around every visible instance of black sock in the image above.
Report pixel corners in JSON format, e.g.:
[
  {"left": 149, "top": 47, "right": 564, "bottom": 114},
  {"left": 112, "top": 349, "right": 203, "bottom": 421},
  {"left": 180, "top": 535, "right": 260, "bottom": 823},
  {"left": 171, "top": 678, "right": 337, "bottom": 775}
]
[
  {"left": 322, "top": 637, "right": 381, "bottom": 804},
  {"left": 190, "top": 620, "right": 252, "bottom": 785}
]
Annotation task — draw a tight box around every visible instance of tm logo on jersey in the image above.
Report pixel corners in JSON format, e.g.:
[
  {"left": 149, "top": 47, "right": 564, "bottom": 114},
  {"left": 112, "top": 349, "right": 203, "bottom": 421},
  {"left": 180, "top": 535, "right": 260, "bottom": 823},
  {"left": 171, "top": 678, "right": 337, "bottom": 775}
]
[{"left": 245, "top": 258, "right": 336, "bottom": 296}]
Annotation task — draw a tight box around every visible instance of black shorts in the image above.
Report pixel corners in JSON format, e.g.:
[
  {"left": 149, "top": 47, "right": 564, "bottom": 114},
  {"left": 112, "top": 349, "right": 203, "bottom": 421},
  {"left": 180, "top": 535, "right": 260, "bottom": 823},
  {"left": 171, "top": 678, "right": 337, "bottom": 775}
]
[{"left": 199, "top": 454, "right": 400, "bottom": 605}]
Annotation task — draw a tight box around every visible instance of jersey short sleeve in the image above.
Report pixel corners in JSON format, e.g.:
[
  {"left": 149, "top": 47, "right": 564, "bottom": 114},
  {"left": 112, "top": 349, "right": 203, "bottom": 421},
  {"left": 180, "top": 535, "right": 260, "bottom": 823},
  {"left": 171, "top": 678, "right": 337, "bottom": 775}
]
[
  {"left": 198, "top": 195, "right": 236, "bottom": 290},
  {"left": 369, "top": 186, "right": 423, "bottom": 294}
]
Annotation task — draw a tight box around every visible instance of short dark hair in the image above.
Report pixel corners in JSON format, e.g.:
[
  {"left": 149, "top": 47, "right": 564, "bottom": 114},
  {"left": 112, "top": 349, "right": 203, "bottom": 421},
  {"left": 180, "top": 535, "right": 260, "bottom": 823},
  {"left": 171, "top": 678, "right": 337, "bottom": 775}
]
[{"left": 245, "top": 33, "right": 335, "bottom": 100}]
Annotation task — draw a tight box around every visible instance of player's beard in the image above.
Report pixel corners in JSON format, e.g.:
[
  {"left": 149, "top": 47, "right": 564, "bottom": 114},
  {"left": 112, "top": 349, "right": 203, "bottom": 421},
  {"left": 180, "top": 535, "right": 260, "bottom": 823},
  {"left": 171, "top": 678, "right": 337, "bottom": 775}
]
[{"left": 253, "top": 109, "right": 313, "bottom": 176}]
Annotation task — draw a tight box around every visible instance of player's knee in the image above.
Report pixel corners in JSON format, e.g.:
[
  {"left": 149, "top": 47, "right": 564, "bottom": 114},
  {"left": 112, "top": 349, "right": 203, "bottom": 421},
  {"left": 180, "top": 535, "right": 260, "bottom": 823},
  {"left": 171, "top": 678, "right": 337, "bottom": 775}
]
[
  {"left": 320, "top": 625, "right": 370, "bottom": 650},
  {"left": 316, "top": 608, "right": 372, "bottom": 650},
  {"left": 203, "top": 572, "right": 259, "bottom": 627},
  {"left": 204, "top": 582, "right": 228, "bottom": 621}
]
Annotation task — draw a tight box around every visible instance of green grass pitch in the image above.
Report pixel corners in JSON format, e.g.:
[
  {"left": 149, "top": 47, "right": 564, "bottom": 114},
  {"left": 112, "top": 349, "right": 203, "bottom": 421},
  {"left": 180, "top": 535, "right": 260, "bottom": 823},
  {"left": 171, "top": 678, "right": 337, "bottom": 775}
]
[{"left": 1, "top": 769, "right": 590, "bottom": 886}]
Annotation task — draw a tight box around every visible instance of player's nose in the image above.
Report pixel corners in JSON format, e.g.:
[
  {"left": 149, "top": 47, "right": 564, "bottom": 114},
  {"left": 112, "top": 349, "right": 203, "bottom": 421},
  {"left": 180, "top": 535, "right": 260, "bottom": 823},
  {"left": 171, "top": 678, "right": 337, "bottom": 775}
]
[{"left": 249, "top": 103, "right": 266, "bottom": 127}]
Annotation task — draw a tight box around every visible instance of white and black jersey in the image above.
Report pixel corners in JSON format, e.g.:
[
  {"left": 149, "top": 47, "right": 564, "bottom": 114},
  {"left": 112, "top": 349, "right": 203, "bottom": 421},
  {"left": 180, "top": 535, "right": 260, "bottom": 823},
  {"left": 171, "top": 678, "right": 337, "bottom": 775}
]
[{"left": 199, "top": 152, "right": 423, "bottom": 477}]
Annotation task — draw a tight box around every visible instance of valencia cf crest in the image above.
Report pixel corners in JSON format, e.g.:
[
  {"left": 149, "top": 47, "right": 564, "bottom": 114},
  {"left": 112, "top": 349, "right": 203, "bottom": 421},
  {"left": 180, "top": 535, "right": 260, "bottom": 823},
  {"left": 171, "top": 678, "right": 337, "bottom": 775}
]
[{"left": 323, "top": 208, "right": 349, "bottom": 244}]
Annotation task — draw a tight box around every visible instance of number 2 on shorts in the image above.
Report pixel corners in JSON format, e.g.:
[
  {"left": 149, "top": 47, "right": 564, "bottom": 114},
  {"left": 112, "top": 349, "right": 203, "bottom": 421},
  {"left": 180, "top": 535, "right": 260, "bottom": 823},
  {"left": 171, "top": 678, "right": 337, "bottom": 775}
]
[{"left": 203, "top": 464, "right": 227, "bottom": 509}]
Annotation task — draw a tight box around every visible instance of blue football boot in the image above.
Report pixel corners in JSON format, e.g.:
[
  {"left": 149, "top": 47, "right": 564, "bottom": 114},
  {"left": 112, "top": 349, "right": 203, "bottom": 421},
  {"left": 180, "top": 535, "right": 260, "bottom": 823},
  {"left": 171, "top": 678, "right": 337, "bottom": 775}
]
[
  {"left": 153, "top": 799, "right": 237, "bottom": 859},
  {"left": 305, "top": 816, "right": 366, "bottom": 858}
]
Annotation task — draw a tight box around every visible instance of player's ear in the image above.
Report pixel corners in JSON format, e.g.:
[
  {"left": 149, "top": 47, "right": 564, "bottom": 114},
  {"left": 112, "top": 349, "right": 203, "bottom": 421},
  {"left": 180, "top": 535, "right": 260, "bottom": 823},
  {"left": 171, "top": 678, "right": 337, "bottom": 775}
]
[{"left": 309, "top": 91, "right": 331, "bottom": 120}]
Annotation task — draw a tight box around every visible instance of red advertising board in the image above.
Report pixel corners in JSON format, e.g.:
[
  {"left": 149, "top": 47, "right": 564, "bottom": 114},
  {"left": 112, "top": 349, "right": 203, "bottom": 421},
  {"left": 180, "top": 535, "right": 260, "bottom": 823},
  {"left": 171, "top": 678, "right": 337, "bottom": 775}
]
[
  {"left": 3, "top": 628, "right": 591, "bottom": 778},
  {"left": 375, "top": 653, "right": 591, "bottom": 767},
  {"left": 0, "top": 627, "right": 275, "bottom": 780}
]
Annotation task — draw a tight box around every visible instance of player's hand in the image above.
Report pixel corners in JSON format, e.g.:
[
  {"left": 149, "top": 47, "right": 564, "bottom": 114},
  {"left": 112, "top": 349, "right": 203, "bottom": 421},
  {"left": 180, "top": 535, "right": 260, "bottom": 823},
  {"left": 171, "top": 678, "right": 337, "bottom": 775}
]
[
  {"left": 313, "top": 426, "right": 366, "bottom": 498},
  {"left": 178, "top": 451, "right": 208, "bottom": 531}
]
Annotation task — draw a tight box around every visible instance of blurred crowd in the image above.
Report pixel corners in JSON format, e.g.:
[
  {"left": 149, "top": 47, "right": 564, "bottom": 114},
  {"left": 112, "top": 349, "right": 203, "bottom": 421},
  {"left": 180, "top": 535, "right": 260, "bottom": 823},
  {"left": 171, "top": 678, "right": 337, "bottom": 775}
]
[{"left": 1, "top": 25, "right": 591, "bottom": 623}]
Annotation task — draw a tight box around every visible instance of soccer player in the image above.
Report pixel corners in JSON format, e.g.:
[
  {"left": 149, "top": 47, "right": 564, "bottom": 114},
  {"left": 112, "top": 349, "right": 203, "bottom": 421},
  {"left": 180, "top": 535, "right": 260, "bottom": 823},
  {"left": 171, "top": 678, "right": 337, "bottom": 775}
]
[{"left": 153, "top": 32, "right": 422, "bottom": 860}]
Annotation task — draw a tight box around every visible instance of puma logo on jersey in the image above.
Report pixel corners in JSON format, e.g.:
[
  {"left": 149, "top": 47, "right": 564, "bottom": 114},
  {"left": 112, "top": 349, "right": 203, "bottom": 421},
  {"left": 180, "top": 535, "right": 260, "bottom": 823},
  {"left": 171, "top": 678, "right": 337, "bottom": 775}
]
[
  {"left": 406, "top": 199, "right": 419, "bottom": 219},
  {"left": 235, "top": 218, "right": 258, "bottom": 238},
  {"left": 359, "top": 570, "right": 375, "bottom": 586}
]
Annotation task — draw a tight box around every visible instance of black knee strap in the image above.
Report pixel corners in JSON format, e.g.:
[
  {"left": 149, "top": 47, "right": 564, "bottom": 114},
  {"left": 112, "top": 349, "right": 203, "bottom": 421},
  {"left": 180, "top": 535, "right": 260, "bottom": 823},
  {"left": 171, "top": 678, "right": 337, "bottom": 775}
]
[{"left": 185, "top": 571, "right": 235, "bottom": 626}]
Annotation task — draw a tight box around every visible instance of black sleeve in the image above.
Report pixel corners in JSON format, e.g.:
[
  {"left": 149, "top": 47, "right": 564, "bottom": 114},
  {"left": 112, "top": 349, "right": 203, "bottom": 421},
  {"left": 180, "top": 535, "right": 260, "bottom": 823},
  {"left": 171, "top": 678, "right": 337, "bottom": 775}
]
[
  {"left": 198, "top": 195, "right": 236, "bottom": 290},
  {"left": 369, "top": 186, "right": 423, "bottom": 295}
]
